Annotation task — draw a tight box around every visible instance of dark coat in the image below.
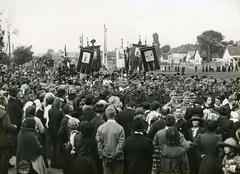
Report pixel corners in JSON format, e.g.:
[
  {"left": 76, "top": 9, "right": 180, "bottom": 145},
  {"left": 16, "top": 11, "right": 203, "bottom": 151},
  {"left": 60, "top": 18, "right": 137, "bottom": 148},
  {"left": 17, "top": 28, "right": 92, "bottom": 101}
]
[
  {"left": 124, "top": 133, "right": 153, "bottom": 174},
  {"left": 7, "top": 97, "right": 23, "bottom": 132},
  {"left": 16, "top": 127, "right": 43, "bottom": 164},
  {"left": 82, "top": 108, "right": 96, "bottom": 122},
  {"left": 191, "top": 132, "right": 223, "bottom": 174},
  {"left": 57, "top": 116, "right": 70, "bottom": 143},
  {"left": 147, "top": 119, "right": 165, "bottom": 140},
  {"left": 116, "top": 109, "right": 136, "bottom": 139},
  {"left": 185, "top": 127, "right": 206, "bottom": 142},
  {"left": 0, "top": 106, "right": 16, "bottom": 147},
  {"left": 174, "top": 118, "right": 189, "bottom": 138},
  {"left": 215, "top": 116, "right": 233, "bottom": 141},
  {"left": 90, "top": 116, "right": 105, "bottom": 135},
  {"left": 47, "top": 107, "right": 64, "bottom": 137}
]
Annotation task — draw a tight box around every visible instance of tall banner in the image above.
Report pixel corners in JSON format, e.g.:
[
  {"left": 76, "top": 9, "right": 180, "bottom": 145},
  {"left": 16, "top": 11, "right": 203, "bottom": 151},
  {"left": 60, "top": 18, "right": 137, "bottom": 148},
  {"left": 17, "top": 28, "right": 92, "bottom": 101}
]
[
  {"left": 115, "top": 48, "right": 125, "bottom": 68},
  {"left": 140, "top": 46, "right": 160, "bottom": 71},
  {"left": 130, "top": 44, "right": 145, "bottom": 71},
  {"left": 87, "top": 45, "right": 101, "bottom": 72},
  {"left": 77, "top": 48, "right": 94, "bottom": 74}
]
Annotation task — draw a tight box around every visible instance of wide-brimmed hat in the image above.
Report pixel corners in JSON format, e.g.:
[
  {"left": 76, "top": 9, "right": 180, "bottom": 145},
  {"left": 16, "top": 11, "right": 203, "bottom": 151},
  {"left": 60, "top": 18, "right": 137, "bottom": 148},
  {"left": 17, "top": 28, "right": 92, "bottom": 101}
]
[
  {"left": 128, "top": 115, "right": 148, "bottom": 132},
  {"left": 190, "top": 114, "right": 202, "bottom": 122},
  {"left": 94, "top": 103, "right": 105, "bottom": 113},
  {"left": 72, "top": 107, "right": 84, "bottom": 118},
  {"left": 17, "top": 160, "right": 30, "bottom": 169},
  {"left": 219, "top": 137, "right": 239, "bottom": 150},
  {"left": 56, "top": 88, "right": 66, "bottom": 97}
]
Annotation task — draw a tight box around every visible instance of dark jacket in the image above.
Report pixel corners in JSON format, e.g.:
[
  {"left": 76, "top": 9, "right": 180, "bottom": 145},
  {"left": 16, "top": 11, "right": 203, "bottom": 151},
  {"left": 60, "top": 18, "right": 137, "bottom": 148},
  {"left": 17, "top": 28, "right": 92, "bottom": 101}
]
[
  {"left": 185, "top": 127, "right": 206, "bottom": 142},
  {"left": 57, "top": 115, "right": 70, "bottom": 143},
  {"left": 147, "top": 119, "right": 166, "bottom": 140},
  {"left": 47, "top": 107, "right": 64, "bottom": 137},
  {"left": 90, "top": 116, "right": 105, "bottom": 135},
  {"left": 215, "top": 116, "right": 233, "bottom": 141},
  {"left": 174, "top": 118, "right": 189, "bottom": 138},
  {"left": 16, "top": 127, "right": 43, "bottom": 164},
  {"left": 82, "top": 107, "right": 96, "bottom": 122},
  {"left": 124, "top": 133, "right": 153, "bottom": 174},
  {"left": 160, "top": 145, "right": 190, "bottom": 174},
  {"left": 0, "top": 106, "right": 16, "bottom": 147},
  {"left": 116, "top": 109, "right": 136, "bottom": 140},
  {"left": 7, "top": 97, "right": 23, "bottom": 131}
]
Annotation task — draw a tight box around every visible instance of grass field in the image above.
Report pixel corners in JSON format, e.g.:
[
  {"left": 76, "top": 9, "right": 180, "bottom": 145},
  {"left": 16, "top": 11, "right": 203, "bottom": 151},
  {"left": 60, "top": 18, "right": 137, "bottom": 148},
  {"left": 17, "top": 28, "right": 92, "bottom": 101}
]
[{"left": 107, "top": 60, "right": 240, "bottom": 80}]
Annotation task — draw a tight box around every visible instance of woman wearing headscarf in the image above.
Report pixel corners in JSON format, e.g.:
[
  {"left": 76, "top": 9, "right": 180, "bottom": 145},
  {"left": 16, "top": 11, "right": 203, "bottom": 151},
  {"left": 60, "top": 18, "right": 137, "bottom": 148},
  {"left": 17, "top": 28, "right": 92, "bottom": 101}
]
[
  {"left": 16, "top": 117, "right": 47, "bottom": 174},
  {"left": 66, "top": 121, "right": 98, "bottom": 174}
]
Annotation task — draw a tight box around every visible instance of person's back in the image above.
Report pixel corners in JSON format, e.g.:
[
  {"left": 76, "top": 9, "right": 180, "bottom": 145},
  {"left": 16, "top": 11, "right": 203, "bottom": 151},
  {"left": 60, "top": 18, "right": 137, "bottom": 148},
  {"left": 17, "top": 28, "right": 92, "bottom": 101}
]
[
  {"left": 116, "top": 102, "right": 136, "bottom": 139},
  {"left": 48, "top": 107, "right": 64, "bottom": 137},
  {"left": 160, "top": 127, "right": 189, "bottom": 174}
]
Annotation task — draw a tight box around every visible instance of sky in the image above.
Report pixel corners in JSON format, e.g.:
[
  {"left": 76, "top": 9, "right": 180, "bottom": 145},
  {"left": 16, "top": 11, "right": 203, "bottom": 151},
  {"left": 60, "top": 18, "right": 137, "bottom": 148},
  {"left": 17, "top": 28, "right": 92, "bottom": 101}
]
[{"left": 1, "top": 0, "right": 240, "bottom": 55}]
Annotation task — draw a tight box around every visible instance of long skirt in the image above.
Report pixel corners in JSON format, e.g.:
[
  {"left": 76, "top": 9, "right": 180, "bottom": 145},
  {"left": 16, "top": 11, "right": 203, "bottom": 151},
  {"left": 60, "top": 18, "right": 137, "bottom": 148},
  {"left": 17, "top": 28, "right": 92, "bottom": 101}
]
[{"left": 66, "top": 154, "right": 98, "bottom": 174}]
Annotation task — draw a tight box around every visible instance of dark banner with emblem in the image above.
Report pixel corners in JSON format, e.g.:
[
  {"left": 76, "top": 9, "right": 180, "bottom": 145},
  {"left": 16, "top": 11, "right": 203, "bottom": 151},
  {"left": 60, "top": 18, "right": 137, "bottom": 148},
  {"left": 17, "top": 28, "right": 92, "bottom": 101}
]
[
  {"left": 86, "top": 45, "right": 101, "bottom": 72},
  {"left": 140, "top": 46, "right": 160, "bottom": 72},
  {"left": 77, "top": 48, "right": 94, "bottom": 74},
  {"left": 130, "top": 44, "right": 145, "bottom": 71},
  {"left": 124, "top": 49, "right": 129, "bottom": 72}
]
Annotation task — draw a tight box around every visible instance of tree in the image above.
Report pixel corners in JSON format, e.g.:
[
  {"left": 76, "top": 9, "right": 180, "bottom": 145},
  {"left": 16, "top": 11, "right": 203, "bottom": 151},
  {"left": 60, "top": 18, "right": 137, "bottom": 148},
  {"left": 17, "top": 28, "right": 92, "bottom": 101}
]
[
  {"left": 13, "top": 45, "right": 34, "bottom": 66},
  {"left": 161, "top": 45, "right": 171, "bottom": 53},
  {"left": 152, "top": 33, "right": 162, "bottom": 59},
  {"left": 197, "top": 30, "right": 225, "bottom": 62}
]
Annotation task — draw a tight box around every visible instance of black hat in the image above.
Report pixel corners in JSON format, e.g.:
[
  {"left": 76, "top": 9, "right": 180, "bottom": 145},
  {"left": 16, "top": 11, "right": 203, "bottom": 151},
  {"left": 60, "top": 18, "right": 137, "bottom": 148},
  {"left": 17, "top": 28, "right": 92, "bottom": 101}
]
[
  {"left": 85, "top": 94, "right": 95, "bottom": 105},
  {"left": 68, "top": 93, "right": 77, "bottom": 100},
  {"left": 128, "top": 115, "right": 148, "bottom": 132},
  {"left": 94, "top": 103, "right": 105, "bottom": 113},
  {"left": 72, "top": 107, "right": 84, "bottom": 118},
  {"left": 56, "top": 88, "right": 66, "bottom": 97},
  {"left": 190, "top": 114, "right": 202, "bottom": 122}
]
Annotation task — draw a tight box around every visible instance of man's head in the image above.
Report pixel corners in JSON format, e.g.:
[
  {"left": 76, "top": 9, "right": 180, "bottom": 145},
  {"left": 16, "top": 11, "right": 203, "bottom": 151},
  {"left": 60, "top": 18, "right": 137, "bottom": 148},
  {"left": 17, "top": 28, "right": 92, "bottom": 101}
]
[
  {"left": 105, "top": 105, "right": 117, "bottom": 119},
  {"left": 63, "top": 104, "right": 74, "bottom": 115},
  {"left": 174, "top": 106, "right": 183, "bottom": 119}
]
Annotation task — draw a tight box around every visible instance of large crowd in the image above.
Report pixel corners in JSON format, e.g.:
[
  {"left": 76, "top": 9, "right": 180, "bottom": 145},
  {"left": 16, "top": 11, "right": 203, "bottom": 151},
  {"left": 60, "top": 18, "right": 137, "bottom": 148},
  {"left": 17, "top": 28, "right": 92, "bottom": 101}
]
[{"left": 0, "top": 67, "right": 240, "bottom": 174}]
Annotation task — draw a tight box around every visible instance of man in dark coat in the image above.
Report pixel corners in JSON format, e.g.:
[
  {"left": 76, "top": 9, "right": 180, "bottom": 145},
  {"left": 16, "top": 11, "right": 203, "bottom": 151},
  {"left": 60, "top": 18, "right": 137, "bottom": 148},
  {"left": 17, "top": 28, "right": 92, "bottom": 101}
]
[
  {"left": 91, "top": 103, "right": 106, "bottom": 135},
  {"left": 47, "top": 98, "right": 64, "bottom": 168},
  {"left": 174, "top": 106, "right": 189, "bottom": 138},
  {"left": 116, "top": 101, "right": 136, "bottom": 140},
  {"left": 82, "top": 94, "right": 96, "bottom": 122},
  {"left": 124, "top": 115, "right": 153, "bottom": 174},
  {"left": 0, "top": 95, "right": 17, "bottom": 174},
  {"left": 7, "top": 86, "right": 23, "bottom": 155}
]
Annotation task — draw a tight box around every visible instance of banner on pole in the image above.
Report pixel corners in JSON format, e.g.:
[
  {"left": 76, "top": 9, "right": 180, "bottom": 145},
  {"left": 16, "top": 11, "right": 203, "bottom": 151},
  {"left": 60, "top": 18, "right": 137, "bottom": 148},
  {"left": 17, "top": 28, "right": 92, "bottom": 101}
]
[
  {"left": 77, "top": 48, "right": 94, "bottom": 74},
  {"left": 140, "top": 46, "right": 160, "bottom": 71}
]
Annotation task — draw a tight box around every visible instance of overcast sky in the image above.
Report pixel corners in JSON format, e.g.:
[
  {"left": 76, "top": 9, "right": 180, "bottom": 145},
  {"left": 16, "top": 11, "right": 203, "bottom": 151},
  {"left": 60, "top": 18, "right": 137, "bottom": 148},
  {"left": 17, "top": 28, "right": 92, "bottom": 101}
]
[{"left": 1, "top": 0, "right": 240, "bottom": 55}]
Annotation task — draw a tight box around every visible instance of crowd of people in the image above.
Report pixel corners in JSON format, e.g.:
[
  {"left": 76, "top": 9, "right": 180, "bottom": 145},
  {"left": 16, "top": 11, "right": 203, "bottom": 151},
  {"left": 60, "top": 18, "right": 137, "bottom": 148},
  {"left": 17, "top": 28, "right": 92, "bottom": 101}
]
[{"left": 0, "top": 66, "right": 240, "bottom": 174}]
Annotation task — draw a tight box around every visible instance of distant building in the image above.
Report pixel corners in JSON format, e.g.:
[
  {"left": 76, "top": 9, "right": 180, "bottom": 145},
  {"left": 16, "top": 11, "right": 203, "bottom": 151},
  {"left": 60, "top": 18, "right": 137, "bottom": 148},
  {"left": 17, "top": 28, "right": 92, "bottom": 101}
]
[
  {"left": 159, "top": 53, "right": 168, "bottom": 63},
  {"left": 168, "top": 44, "right": 203, "bottom": 65},
  {"left": 222, "top": 46, "right": 240, "bottom": 66}
]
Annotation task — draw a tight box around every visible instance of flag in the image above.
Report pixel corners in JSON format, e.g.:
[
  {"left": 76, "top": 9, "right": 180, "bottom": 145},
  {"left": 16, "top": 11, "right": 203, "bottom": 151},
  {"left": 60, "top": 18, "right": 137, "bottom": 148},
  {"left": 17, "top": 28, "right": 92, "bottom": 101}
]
[{"left": 103, "top": 25, "right": 107, "bottom": 68}]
